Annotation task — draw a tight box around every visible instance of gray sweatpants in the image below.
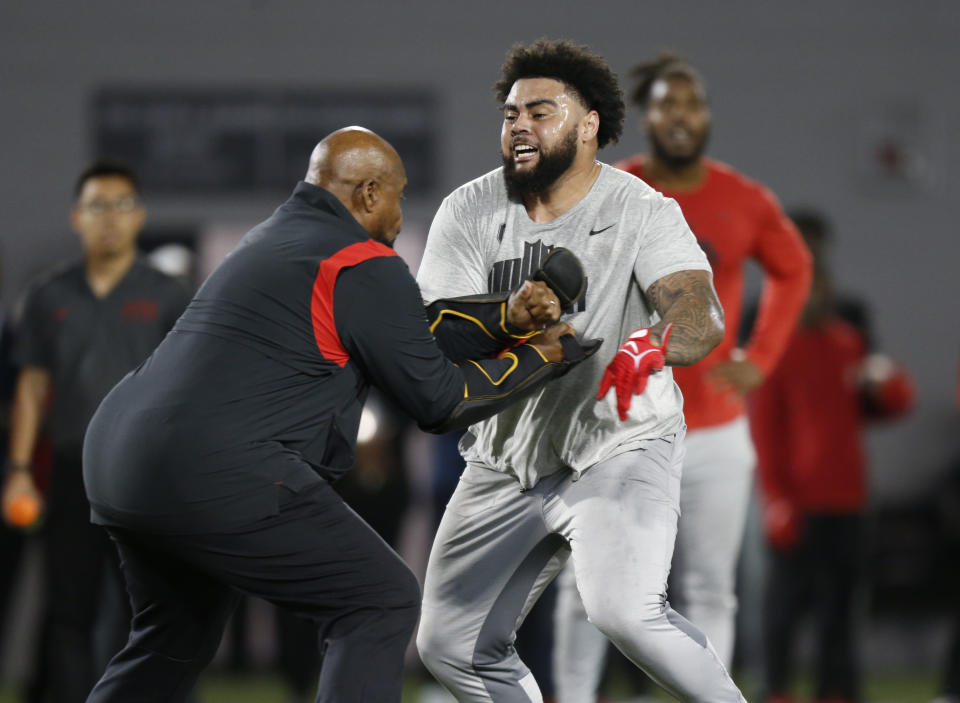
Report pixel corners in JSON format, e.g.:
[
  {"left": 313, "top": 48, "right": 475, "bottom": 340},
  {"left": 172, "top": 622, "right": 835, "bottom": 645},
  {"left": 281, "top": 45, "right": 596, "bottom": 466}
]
[
  {"left": 416, "top": 434, "right": 745, "bottom": 702},
  {"left": 553, "top": 417, "right": 757, "bottom": 702}
]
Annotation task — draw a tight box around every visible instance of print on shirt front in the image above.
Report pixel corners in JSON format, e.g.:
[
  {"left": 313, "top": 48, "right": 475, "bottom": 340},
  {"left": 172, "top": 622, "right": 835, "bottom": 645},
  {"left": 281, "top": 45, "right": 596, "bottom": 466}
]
[{"left": 488, "top": 238, "right": 588, "bottom": 312}]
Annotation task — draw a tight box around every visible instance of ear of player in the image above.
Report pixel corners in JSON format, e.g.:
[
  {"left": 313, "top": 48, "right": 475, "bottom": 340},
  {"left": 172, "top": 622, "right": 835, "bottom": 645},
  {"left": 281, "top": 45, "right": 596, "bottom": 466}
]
[{"left": 597, "top": 324, "right": 673, "bottom": 421}]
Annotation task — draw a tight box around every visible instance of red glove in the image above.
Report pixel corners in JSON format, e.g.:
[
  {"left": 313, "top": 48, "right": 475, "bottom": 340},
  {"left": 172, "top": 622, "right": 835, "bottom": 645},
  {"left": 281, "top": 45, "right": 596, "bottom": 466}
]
[
  {"left": 764, "top": 499, "right": 802, "bottom": 551},
  {"left": 597, "top": 324, "right": 671, "bottom": 421},
  {"left": 861, "top": 358, "right": 915, "bottom": 420}
]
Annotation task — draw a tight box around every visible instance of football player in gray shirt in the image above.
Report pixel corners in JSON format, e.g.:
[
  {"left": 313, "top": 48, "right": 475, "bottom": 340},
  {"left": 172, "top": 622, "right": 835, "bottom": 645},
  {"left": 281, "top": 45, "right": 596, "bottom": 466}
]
[{"left": 415, "top": 40, "right": 745, "bottom": 702}]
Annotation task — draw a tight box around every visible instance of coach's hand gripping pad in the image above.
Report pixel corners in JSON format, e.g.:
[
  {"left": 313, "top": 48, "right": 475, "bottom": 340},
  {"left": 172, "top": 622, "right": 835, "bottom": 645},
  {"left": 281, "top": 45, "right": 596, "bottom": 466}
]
[
  {"left": 424, "top": 332, "right": 603, "bottom": 433},
  {"left": 532, "top": 247, "right": 586, "bottom": 313},
  {"left": 557, "top": 333, "right": 603, "bottom": 374},
  {"left": 425, "top": 247, "right": 587, "bottom": 362}
]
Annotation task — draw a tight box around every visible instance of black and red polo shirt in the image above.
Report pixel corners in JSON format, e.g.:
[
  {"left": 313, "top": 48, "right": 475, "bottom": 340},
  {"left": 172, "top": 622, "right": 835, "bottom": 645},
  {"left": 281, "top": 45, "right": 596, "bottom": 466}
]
[{"left": 14, "top": 260, "right": 190, "bottom": 454}]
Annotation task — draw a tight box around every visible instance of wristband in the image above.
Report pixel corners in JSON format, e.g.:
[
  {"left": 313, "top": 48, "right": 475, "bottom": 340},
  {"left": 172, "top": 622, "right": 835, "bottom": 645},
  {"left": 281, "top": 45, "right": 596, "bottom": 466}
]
[{"left": 5, "top": 462, "right": 31, "bottom": 478}]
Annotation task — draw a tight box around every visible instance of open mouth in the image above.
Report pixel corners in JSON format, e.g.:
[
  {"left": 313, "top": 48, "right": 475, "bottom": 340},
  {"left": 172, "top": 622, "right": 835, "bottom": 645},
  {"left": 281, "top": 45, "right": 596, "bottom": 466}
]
[
  {"left": 668, "top": 126, "right": 693, "bottom": 145},
  {"left": 513, "top": 143, "right": 539, "bottom": 162}
]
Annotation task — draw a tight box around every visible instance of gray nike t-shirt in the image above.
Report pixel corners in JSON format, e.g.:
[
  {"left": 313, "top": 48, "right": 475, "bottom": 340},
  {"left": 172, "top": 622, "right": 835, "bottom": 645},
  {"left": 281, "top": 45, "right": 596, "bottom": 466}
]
[{"left": 418, "top": 163, "right": 711, "bottom": 488}]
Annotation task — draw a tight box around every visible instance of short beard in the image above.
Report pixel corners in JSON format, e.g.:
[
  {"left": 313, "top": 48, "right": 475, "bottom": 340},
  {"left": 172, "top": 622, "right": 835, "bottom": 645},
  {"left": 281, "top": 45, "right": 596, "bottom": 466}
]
[
  {"left": 502, "top": 128, "right": 578, "bottom": 201},
  {"left": 649, "top": 127, "right": 710, "bottom": 171}
]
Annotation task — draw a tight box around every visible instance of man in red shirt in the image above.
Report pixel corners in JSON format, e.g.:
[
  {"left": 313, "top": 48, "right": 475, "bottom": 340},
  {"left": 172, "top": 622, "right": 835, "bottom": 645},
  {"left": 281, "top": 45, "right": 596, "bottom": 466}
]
[
  {"left": 750, "top": 211, "right": 913, "bottom": 703},
  {"left": 553, "top": 52, "right": 812, "bottom": 701}
]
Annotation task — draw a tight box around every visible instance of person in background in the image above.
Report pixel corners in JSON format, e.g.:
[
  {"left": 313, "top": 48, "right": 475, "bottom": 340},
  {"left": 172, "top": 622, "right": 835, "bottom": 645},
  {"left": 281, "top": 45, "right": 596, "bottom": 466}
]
[
  {"left": 929, "top": 354, "right": 960, "bottom": 703},
  {"left": 0, "top": 290, "right": 29, "bottom": 692},
  {"left": 750, "top": 210, "right": 914, "bottom": 703},
  {"left": 1, "top": 161, "right": 190, "bottom": 703},
  {"left": 933, "top": 444, "right": 960, "bottom": 703}
]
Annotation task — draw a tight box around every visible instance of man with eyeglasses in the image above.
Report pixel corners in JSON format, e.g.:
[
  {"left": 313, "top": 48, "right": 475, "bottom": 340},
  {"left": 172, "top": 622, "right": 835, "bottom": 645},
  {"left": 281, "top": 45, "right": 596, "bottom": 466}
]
[{"left": 1, "top": 161, "right": 190, "bottom": 703}]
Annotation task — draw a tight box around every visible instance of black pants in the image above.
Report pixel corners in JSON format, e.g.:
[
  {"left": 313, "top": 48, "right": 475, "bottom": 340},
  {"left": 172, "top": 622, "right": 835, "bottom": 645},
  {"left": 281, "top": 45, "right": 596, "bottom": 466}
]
[
  {"left": 763, "top": 513, "right": 863, "bottom": 702},
  {"left": 941, "top": 608, "right": 960, "bottom": 698},
  {"left": 0, "top": 521, "right": 26, "bottom": 661},
  {"left": 42, "top": 453, "right": 131, "bottom": 703},
  {"left": 86, "top": 480, "right": 421, "bottom": 703},
  {"left": 276, "top": 607, "right": 322, "bottom": 700}
]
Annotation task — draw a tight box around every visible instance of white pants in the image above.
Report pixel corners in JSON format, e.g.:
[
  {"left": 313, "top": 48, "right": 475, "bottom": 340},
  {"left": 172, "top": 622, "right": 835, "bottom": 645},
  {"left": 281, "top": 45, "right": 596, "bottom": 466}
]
[
  {"left": 417, "top": 435, "right": 745, "bottom": 703},
  {"left": 553, "top": 417, "right": 756, "bottom": 702}
]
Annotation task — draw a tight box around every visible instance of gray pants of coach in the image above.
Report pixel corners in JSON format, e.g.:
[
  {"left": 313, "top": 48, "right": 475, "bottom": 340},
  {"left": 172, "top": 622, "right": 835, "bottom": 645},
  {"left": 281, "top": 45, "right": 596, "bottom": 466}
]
[{"left": 417, "top": 433, "right": 746, "bottom": 702}]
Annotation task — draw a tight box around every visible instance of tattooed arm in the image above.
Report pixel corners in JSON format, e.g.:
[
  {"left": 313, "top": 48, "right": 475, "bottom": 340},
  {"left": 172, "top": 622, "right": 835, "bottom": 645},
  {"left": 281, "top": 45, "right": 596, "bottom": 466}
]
[{"left": 645, "top": 269, "right": 725, "bottom": 366}]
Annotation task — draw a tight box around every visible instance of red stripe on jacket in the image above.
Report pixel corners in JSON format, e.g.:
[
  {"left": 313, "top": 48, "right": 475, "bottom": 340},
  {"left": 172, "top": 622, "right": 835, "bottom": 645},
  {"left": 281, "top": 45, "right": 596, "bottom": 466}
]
[{"left": 311, "top": 240, "right": 398, "bottom": 366}]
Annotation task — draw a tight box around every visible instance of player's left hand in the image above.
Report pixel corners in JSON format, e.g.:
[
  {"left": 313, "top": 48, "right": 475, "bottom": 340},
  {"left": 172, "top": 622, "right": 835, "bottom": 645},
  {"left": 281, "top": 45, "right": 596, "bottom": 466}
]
[
  {"left": 507, "top": 280, "right": 562, "bottom": 331},
  {"left": 597, "top": 325, "right": 671, "bottom": 421},
  {"left": 708, "top": 353, "right": 764, "bottom": 395}
]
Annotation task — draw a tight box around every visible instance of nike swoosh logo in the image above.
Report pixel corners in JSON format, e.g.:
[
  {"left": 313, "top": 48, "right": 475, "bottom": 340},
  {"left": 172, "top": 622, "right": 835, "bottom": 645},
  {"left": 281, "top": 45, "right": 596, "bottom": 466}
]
[{"left": 589, "top": 224, "right": 614, "bottom": 236}]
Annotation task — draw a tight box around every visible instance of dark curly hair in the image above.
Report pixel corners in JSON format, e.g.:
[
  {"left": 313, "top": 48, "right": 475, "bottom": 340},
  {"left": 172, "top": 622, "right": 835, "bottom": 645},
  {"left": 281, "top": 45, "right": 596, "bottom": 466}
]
[
  {"left": 494, "top": 38, "right": 624, "bottom": 149},
  {"left": 629, "top": 51, "right": 706, "bottom": 110}
]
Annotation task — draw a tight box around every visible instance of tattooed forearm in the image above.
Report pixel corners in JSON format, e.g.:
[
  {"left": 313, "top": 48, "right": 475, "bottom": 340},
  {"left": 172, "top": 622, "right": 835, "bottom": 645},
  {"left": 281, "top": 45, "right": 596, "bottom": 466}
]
[{"left": 645, "top": 269, "right": 724, "bottom": 366}]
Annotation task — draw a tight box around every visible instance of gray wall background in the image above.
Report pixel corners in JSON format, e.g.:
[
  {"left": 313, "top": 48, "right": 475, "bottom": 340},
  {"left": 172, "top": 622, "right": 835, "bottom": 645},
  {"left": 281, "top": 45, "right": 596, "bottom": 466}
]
[{"left": 1, "top": 1, "right": 958, "bottom": 501}]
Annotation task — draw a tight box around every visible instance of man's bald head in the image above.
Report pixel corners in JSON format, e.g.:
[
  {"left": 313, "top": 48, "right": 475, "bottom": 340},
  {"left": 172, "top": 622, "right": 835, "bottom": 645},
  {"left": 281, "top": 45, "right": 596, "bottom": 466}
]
[
  {"left": 306, "top": 127, "right": 407, "bottom": 246},
  {"left": 306, "top": 127, "right": 403, "bottom": 190}
]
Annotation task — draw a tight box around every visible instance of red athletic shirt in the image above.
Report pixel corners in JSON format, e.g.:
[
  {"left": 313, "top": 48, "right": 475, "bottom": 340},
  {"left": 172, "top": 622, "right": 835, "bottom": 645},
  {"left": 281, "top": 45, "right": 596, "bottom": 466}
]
[
  {"left": 748, "top": 320, "right": 868, "bottom": 512},
  {"left": 615, "top": 156, "right": 812, "bottom": 429}
]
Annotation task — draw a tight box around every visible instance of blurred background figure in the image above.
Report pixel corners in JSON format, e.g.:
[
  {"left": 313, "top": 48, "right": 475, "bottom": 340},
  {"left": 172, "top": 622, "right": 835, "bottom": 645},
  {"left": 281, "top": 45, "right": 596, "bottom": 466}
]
[
  {"left": 0, "top": 162, "right": 191, "bottom": 702},
  {"left": 749, "top": 210, "right": 914, "bottom": 703},
  {"left": 0, "top": 276, "right": 32, "bottom": 697},
  {"left": 930, "top": 357, "right": 960, "bottom": 703}
]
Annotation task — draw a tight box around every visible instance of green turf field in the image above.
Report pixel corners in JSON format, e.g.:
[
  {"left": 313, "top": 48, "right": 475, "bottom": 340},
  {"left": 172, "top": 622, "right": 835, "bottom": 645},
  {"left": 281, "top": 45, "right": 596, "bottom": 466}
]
[{"left": 0, "top": 669, "right": 942, "bottom": 702}]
